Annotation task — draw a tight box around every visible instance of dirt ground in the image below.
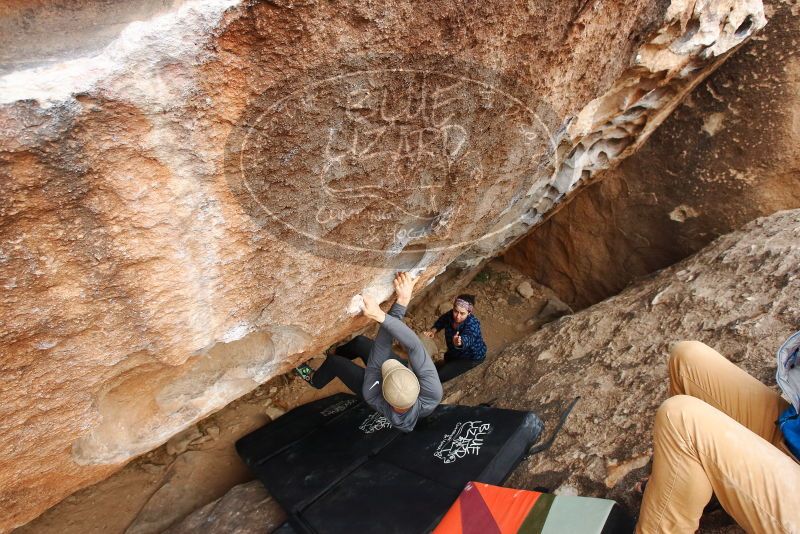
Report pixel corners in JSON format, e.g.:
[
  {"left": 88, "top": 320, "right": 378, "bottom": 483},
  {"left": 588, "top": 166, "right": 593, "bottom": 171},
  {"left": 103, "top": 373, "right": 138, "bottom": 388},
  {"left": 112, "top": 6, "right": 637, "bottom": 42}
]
[{"left": 16, "top": 259, "right": 564, "bottom": 534}]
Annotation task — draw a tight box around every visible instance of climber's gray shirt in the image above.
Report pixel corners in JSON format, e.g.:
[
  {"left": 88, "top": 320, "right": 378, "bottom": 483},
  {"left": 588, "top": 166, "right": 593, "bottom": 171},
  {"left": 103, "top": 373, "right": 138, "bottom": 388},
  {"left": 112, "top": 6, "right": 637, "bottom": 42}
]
[{"left": 362, "top": 302, "right": 443, "bottom": 432}]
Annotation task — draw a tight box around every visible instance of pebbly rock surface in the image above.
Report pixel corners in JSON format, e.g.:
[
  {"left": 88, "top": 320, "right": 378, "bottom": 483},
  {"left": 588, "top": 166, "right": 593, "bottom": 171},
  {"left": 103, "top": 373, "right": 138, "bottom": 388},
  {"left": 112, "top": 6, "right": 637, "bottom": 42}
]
[
  {"left": 13, "top": 260, "right": 557, "bottom": 534},
  {"left": 452, "top": 208, "right": 799, "bottom": 524},
  {"left": 0, "top": 0, "right": 767, "bottom": 529},
  {"left": 168, "top": 208, "right": 799, "bottom": 533},
  {"left": 504, "top": 0, "right": 800, "bottom": 310},
  {"left": 164, "top": 481, "right": 286, "bottom": 534}
]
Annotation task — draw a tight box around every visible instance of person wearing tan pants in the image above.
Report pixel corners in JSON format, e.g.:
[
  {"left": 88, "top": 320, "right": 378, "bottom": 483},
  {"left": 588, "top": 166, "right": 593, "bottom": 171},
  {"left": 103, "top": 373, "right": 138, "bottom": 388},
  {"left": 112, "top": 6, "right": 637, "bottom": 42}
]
[{"left": 636, "top": 340, "right": 800, "bottom": 534}]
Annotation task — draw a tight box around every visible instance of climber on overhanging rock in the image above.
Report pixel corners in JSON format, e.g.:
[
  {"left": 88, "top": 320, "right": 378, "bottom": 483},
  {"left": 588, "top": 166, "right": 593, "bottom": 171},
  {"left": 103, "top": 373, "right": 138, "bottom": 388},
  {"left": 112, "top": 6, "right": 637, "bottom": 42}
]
[
  {"left": 635, "top": 333, "right": 800, "bottom": 533},
  {"left": 295, "top": 272, "right": 443, "bottom": 432},
  {"left": 423, "top": 294, "right": 487, "bottom": 383}
]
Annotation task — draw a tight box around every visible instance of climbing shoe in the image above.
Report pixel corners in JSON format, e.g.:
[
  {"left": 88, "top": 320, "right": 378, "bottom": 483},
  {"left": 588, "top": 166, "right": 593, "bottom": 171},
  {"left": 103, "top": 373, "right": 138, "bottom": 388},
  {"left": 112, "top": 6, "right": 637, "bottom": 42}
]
[{"left": 295, "top": 363, "right": 315, "bottom": 384}]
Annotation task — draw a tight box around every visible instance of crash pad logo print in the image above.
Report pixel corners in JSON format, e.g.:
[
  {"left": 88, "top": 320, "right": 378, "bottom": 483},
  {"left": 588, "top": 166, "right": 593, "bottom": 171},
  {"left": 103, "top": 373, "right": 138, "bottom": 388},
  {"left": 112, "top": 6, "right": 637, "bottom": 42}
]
[
  {"left": 434, "top": 420, "right": 493, "bottom": 464},
  {"left": 320, "top": 398, "right": 358, "bottom": 417},
  {"left": 359, "top": 412, "right": 393, "bottom": 434}
]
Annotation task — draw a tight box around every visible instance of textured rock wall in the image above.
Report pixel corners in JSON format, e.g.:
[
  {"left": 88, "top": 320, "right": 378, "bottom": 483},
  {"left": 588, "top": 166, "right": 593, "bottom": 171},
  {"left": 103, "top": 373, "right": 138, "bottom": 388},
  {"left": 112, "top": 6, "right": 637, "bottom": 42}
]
[
  {"left": 0, "top": 1, "right": 187, "bottom": 76},
  {"left": 504, "top": 0, "right": 800, "bottom": 309},
  {"left": 167, "top": 208, "right": 800, "bottom": 533},
  {"left": 0, "top": 0, "right": 766, "bottom": 529},
  {"left": 453, "top": 209, "right": 800, "bottom": 520},
  {"left": 165, "top": 480, "right": 286, "bottom": 534}
]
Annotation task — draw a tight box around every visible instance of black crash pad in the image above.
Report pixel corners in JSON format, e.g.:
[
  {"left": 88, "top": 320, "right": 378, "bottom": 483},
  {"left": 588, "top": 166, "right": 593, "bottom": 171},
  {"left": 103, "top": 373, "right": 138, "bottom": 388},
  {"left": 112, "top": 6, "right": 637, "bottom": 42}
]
[{"left": 236, "top": 394, "right": 544, "bottom": 534}]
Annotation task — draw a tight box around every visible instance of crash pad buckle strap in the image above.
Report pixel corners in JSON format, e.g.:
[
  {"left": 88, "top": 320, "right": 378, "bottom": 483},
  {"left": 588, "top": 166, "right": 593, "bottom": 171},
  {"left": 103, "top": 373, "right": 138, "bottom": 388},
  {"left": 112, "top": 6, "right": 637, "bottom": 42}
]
[{"left": 524, "top": 396, "right": 580, "bottom": 458}]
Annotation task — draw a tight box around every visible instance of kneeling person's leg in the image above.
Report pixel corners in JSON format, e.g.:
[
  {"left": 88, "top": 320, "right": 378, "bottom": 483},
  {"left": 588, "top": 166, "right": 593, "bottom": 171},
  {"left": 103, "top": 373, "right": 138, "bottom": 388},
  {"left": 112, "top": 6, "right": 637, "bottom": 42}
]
[
  {"left": 637, "top": 395, "right": 800, "bottom": 534},
  {"left": 311, "top": 355, "right": 366, "bottom": 398},
  {"left": 437, "top": 358, "right": 482, "bottom": 383},
  {"left": 668, "top": 340, "right": 788, "bottom": 444},
  {"left": 334, "top": 335, "right": 374, "bottom": 364}
]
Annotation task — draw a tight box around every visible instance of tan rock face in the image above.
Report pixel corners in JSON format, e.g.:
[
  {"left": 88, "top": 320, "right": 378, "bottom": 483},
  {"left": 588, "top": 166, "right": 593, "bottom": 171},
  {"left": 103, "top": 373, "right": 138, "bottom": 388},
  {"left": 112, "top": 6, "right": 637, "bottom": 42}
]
[
  {"left": 454, "top": 209, "right": 800, "bottom": 517},
  {"left": 164, "top": 208, "right": 800, "bottom": 533},
  {"left": 504, "top": 0, "right": 800, "bottom": 310},
  {"left": 165, "top": 480, "right": 286, "bottom": 534},
  {"left": 0, "top": 0, "right": 766, "bottom": 529}
]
